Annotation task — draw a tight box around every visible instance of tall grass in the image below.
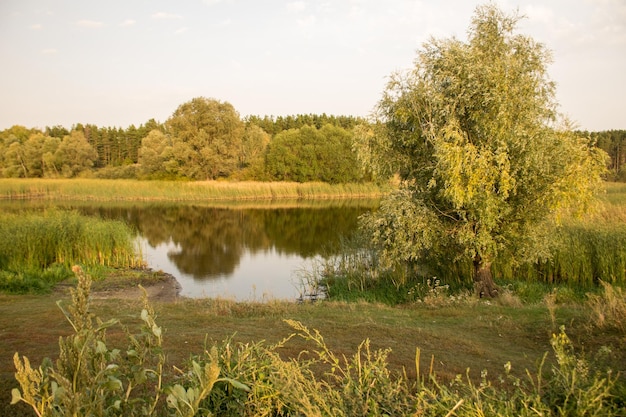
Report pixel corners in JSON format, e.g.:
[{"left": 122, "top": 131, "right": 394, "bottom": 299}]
[
  {"left": 587, "top": 280, "right": 626, "bottom": 333},
  {"left": 500, "top": 186, "right": 626, "bottom": 288},
  {"left": 0, "top": 210, "right": 141, "bottom": 293},
  {"left": 0, "top": 178, "right": 387, "bottom": 201}
]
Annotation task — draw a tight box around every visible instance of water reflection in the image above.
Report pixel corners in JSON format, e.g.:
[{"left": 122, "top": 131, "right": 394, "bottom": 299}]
[
  {"left": 81, "top": 201, "right": 376, "bottom": 299},
  {"left": 0, "top": 200, "right": 376, "bottom": 300}
]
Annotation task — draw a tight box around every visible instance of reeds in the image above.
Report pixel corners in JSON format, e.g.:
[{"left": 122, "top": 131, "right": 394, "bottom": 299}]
[
  {"left": 0, "top": 210, "right": 141, "bottom": 292},
  {"left": 501, "top": 195, "right": 626, "bottom": 288},
  {"left": 0, "top": 178, "right": 387, "bottom": 201}
]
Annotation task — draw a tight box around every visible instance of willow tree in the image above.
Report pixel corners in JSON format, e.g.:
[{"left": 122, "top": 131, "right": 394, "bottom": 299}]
[
  {"left": 357, "top": 4, "right": 607, "bottom": 297},
  {"left": 166, "top": 97, "right": 244, "bottom": 180}
]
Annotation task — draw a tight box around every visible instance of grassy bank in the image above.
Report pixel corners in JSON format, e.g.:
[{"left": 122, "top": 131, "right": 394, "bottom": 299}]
[
  {"left": 0, "top": 178, "right": 387, "bottom": 201},
  {"left": 0, "top": 210, "right": 141, "bottom": 293},
  {"left": 2, "top": 268, "right": 624, "bottom": 416}
]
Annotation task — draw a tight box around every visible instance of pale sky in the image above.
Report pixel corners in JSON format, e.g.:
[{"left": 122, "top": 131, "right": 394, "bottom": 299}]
[{"left": 1, "top": 0, "right": 624, "bottom": 131}]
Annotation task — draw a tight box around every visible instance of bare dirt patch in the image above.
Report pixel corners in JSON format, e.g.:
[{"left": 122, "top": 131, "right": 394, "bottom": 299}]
[
  {"left": 90, "top": 272, "right": 182, "bottom": 303},
  {"left": 55, "top": 268, "right": 183, "bottom": 303}
]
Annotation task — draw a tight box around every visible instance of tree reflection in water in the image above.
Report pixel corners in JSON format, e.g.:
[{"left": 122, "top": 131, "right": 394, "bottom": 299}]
[{"left": 84, "top": 201, "right": 376, "bottom": 300}]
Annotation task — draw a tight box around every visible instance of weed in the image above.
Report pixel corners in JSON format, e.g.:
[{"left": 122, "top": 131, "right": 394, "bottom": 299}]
[
  {"left": 10, "top": 272, "right": 625, "bottom": 415},
  {"left": 545, "top": 289, "right": 559, "bottom": 330},
  {"left": 12, "top": 266, "right": 165, "bottom": 416},
  {"left": 587, "top": 281, "right": 626, "bottom": 333}
]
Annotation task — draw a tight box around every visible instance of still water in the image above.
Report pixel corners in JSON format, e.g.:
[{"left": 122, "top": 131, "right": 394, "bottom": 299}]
[{"left": 85, "top": 202, "right": 376, "bottom": 300}]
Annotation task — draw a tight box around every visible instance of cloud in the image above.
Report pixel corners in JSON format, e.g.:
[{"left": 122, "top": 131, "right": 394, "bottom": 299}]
[
  {"left": 41, "top": 48, "right": 58, "bottom": 55},
  {"left": 287, "top": 1, "right": 307, "bottom": 12},
  {"left": 76, "top": 19, "right": 105, "bottom": 28},
  {"left": 297, "top": 14, "right": 316, "bottom": 28},
  {"left": 203, "top": 0, "right": 224, "bottom": 5},
  {"left": 175, "top": 27, "right": 188, "bottom": 34},
  {"left": 29, "top": 23, "right": 43, "bottom": 30},
  {"left": 218, "top": 18, "right": 232, "bottom": 27},
  {"left": 119, "top": 19, "right": 136, "bottom": 27},
  {"left": 152, "top": 12, "right": 183, "bottom": 20}
]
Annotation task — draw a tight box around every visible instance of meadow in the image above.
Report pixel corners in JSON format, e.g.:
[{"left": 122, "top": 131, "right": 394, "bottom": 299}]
[{"left": 0, "top": 179, "right": 625, "bottom": 415}]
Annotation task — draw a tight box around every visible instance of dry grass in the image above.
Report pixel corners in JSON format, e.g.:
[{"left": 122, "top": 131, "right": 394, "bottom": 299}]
[
  {"left": 0, "top": 178, "right": 387, "bottom": 202},
  {"left": 587, "top": 280, "right": 626, "bottom": 333}
]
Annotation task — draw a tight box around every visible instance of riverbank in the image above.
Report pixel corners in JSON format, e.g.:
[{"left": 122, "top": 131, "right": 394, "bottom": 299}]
[
  {"left": 0, "top": 178, "right": 388, "bottom": 201},
  {"left": 2, "top": 268, "right": 626, "bottom": 416},
  {"left": 88, "top": 268, "right": 182, "bottom": 303}
]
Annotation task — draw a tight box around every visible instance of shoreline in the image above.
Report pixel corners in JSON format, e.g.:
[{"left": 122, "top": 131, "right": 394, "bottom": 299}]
[{"left": 83, "top": 269, "right": 183, "bottom": 303}]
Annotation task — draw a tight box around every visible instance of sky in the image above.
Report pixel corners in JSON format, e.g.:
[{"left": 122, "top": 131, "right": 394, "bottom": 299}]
[{"left": 1, "top": 0, "right": 624, "bottom": 132}]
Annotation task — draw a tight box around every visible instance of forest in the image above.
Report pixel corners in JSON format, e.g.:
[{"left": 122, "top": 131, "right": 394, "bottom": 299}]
[
  {"left": 1, "top": 96, "right": 622, "bottom": 183},
  {"left": 0, "top": 98, "right": 366, "bottom": 183}
]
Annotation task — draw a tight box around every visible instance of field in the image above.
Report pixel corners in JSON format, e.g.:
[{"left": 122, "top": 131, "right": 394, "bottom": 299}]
[{"left": 0, "top": 179, "right": 625, "bottom": 415}]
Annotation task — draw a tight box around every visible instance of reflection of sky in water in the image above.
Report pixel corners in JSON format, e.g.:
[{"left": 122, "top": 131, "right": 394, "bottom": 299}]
[{"left": 137, "top": 237, "right": 315, "bottom": 301}]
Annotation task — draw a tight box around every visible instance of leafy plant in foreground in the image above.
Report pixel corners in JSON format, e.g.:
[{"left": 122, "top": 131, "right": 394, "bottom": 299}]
[
  {"left": 12, "top": 266, "right": 165, "bottom": 416},
  {"left": 12, "top": 266, "right": 249, "bottom": 416},
  {"left": 11, "top": 267, "right": 624, "bottom": 416}
]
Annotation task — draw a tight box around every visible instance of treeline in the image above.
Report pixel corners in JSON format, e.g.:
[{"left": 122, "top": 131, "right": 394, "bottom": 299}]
[
  {"left": 0, "top": 97, "right": 367, "bottom": 183},
  {"left": 0, "top": 96, "right": 623, "bottom": 183},
  {"left": 584, "top": 130, "right": 626, "bottom": 181}
]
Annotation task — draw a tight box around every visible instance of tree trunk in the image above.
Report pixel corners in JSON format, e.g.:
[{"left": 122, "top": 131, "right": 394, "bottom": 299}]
[{"left": 473, "top": 258, "right": 499, "bottom": 298}]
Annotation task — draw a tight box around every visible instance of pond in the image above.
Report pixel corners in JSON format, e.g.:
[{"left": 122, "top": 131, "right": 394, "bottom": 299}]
[{"left": 2, "top": 200, "right": 377, "bottom": 301}]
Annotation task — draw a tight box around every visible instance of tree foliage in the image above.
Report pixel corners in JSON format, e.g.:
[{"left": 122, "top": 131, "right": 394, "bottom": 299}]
[
  {"left": 164, "top": 97, "right": 244, "bottom": 180},
  {"left": 357, "top": 4, "right": 608, "bottom": 295},
  {"left": 0, "top": 128, "right": 97, "bottom": 178},
  {"left": 265, "top": 124, "right": 363, "bottom": 183},
  {"left": 589, "top": 129, "right": 626, "bottom": 181},
  {"left": 138, "top": 130, "right": 173, "bottom": 178},
  {"left": 54, "top": 131, "right": 99, "bottom": 177},
  {"left": 245, "top": 113, "right": 363, "bottom": 135},
  {"left": 0, "top": 91, "right": 616, "bottom": 184}
]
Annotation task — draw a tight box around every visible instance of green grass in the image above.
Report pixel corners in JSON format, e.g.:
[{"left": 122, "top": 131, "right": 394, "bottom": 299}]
[{"left": 0, "top": 178, "right": 387, "bottom": 201}]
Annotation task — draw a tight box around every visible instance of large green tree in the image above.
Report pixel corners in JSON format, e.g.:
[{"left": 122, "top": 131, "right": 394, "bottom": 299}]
[
  {"left": 138, "top": 129, "right": 173, "bottom": 178},
  {"left": 166, "top": 97, "right": 244, "bottom": 180},
  {"left": 54, "top": 131, "right": 98, "bottom": 178},
  {"left": 265, "top": 124, "right": 363, "bottom": 183},
  {"left": 237, "top": 124, "right": 270, "bottom": 179},
  {"left": 357, "top": 4, "right": 607, "bottom": 296}
]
